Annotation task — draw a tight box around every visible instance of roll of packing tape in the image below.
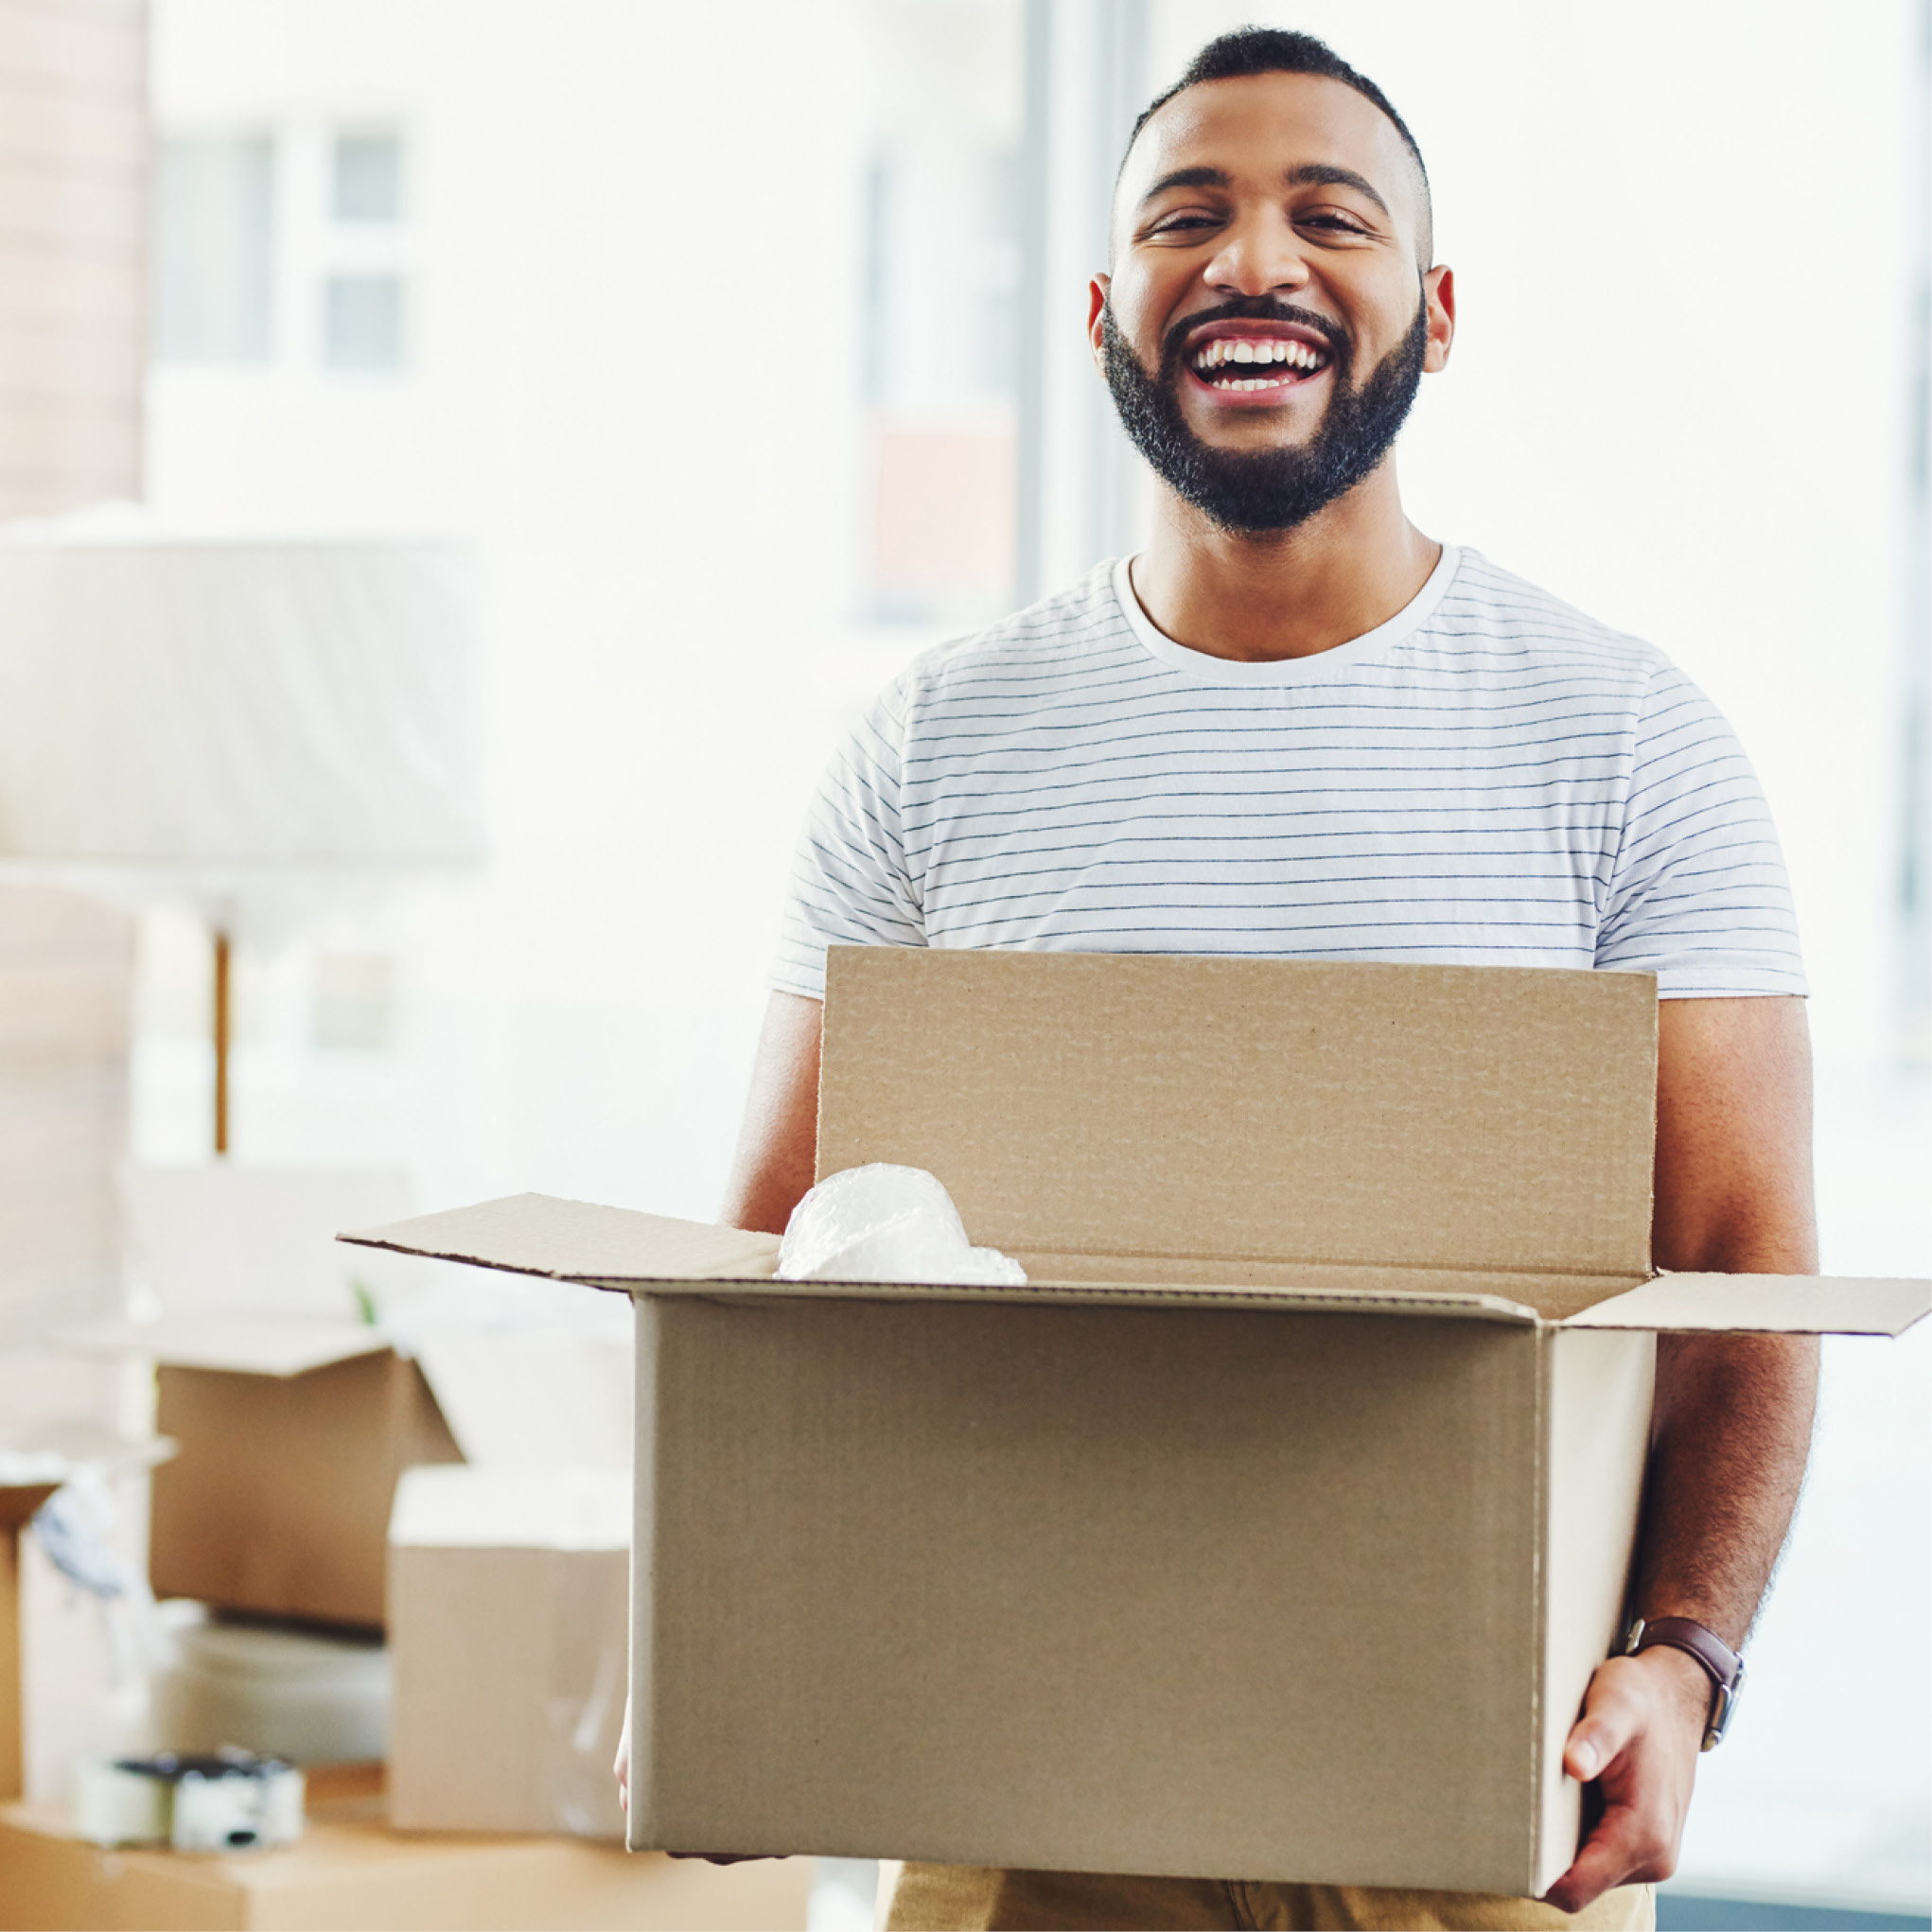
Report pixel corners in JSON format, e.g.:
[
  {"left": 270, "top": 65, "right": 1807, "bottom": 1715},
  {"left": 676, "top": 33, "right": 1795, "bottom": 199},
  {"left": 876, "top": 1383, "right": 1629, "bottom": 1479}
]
[{"left": 73, "top": 1750, "right": 305, "bottom": 1851}]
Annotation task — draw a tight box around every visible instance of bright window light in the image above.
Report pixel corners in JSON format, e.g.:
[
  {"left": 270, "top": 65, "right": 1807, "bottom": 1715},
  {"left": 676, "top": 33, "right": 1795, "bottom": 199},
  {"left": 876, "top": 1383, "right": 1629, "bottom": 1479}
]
[
  {"left": 332, "top": 132, "right": 403, "bottom": 221},
  {"left": 152, "top": 137, "right": 275, "bottom": 364},
  {"left": 323, "top": 273, "right": 405, "bottom": 372}
]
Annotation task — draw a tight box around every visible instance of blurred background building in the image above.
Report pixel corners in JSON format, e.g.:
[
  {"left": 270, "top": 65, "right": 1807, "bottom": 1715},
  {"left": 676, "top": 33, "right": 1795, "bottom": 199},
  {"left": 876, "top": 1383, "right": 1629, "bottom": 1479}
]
[{"left": 0, "top": 1, "right": 1924, "bottom": 1924}]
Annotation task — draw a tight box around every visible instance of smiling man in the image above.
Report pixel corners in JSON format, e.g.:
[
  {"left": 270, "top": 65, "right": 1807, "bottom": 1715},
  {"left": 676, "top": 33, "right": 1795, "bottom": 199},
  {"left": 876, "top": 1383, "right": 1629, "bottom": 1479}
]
[{"left": 654, "top": 27, "right": 1819, "bottom": 1932}]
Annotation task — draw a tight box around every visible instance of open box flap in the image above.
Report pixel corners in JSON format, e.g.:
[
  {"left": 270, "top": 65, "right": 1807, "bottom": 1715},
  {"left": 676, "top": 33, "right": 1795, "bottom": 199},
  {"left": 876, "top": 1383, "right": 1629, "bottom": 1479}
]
[
  {"left": 54, "top": 1313, "right": 391, "bottom": 1377},
  {"left": 1563, "top": 1273, "right": 1931, "bottom": 1338},
  {"left": 0, "top": 1483, "right": 58, "bottom": 1530},
  {"left": 819, "top": 949, "right": 1660, "bottom": 1286},
  {"left": 344, "top": 1195, "right": 1544, "bottom": 1324},
  {"left": 346, "top": 1192, "right": 783, "bottom": 1285}
]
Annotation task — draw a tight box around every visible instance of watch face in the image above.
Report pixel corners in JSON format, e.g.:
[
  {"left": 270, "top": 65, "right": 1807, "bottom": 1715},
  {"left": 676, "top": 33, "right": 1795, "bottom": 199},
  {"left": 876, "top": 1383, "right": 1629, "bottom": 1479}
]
[{"left": 1704, "top": 1658, "right": 1744, "bottom": 1751}]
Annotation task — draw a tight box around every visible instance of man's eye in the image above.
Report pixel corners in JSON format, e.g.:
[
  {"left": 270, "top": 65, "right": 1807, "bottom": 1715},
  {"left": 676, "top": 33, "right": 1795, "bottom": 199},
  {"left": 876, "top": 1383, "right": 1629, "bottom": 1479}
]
[
  {"left": 1150, "top": 213, "right": 1221, "bottom": 236},
  {"left": 1300, "top": 213, "right": 1368, "bottom": 237}
]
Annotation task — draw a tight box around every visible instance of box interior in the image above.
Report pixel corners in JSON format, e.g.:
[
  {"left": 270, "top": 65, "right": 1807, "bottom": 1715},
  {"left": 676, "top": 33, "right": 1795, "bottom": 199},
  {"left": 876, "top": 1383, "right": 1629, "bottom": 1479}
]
[{"left": 818, "top": 949, "right": 1660, "bottom": 1310}]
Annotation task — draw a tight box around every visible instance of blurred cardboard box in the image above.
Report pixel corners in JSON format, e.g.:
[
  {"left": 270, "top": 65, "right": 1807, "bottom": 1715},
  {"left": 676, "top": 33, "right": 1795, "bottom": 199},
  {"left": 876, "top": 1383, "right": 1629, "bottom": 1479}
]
[
  {"left": 349, "top": 948, "right": 1932, "bottom": 1898},
  {"left": 388, "top": 1466, "right": 627, "bottom": 1837},
  {"left": 61, "top": 1169, "right": 445, "bottom": 1629},
  {"left": 1, "top": 1478, "right": 58, "bottom": 1800},
  {"left": 60, "top": 1168, "right": 629, "bottom": 1631},
  {"left": 0, "top": 1765, "right": 814, "bottom": 1931},
  {"left": 150, "top": 1347, "right": 459, "bottom": 1630}
]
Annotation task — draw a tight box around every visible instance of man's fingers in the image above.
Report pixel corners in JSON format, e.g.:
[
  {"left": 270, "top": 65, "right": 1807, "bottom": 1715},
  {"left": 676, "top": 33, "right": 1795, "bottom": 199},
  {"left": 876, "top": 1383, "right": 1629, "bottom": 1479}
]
[
  {"left": 1544, "top": 1802, "right": 1677, "bottom": 1913},
  {"left": 1564, "top": 1663, "right": 1642, "bottom": 1782}
]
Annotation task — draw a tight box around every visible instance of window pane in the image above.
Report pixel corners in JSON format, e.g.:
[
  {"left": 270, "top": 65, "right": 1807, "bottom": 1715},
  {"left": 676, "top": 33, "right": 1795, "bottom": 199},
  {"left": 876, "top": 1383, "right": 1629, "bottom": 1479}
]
[
  {"left": 153, "top": 137, "right": 275, "bottom": 364},
  {"left": 323, "top": 273, "right": 405, "bottom": 371},
  {"left": 332, "top": 132, "right": 403, "bottom": 221},
  {"left": 860, "top": 2, "right": 1024, "bottom": 624}
]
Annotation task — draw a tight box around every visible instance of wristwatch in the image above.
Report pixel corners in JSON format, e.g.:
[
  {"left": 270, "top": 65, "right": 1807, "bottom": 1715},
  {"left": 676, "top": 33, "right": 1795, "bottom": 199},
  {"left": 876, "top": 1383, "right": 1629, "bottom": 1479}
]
[{"left": 1621, "top": 1616, "right": 1745, "bottom": 1750}]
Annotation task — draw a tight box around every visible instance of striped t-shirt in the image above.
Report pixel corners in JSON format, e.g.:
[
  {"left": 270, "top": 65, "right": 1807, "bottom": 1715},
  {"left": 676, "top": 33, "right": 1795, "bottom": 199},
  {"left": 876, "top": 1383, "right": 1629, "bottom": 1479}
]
[{"left": 772, "top": 545, "right": 1805, "bottom": 1003}]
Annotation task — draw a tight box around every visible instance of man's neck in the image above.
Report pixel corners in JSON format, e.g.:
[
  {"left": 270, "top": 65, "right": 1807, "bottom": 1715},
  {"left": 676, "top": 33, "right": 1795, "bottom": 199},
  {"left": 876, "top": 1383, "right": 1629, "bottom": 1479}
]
[{"left": 1129, "top": 466, "right": 1441, "bottom": 664}]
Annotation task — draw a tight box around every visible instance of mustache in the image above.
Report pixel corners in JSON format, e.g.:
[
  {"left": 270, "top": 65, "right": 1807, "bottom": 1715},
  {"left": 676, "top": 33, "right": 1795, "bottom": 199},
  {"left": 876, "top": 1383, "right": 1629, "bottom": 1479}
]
[{"left": 1154, "top": 298, "right": 1351, "bottom": 380}]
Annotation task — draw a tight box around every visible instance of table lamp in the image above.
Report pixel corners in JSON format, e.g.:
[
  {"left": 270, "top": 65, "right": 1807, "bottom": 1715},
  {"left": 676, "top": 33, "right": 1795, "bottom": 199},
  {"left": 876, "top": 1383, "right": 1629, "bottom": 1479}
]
[{"left": 0, "top": 529, "right": 485, "bottom": 1152}]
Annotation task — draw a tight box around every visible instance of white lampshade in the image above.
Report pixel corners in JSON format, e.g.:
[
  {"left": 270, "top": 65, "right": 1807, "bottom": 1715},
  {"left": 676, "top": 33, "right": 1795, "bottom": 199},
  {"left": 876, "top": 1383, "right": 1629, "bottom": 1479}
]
[{"left": 0, "top": 532, "right": 484, "bottom": 940}]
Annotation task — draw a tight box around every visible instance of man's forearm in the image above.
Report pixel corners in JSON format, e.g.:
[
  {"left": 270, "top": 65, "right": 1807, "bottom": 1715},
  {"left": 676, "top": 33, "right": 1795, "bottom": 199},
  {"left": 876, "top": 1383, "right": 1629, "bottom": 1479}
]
[
  {"left": 1640, "top": 993, "right": 1820, "bottom": 1645},
  {"left": 1635, "top": 1332, "right": 1818, "bottom": 1649}
]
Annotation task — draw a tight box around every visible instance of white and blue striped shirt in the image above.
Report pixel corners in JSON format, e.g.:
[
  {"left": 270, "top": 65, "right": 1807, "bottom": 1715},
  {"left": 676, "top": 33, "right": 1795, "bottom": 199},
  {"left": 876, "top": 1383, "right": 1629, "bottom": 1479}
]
[{"left": 773, "top": 546, "right": 1805, "bottom": 1002}]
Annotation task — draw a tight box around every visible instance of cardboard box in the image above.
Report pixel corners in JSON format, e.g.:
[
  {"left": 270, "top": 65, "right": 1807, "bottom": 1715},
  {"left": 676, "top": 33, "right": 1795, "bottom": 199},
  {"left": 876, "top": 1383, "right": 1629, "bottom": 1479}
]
[
  {"left": 60, "top": 1168, "right": 459, "bottom": 1630},
  {"left": 0, "top": 1766, "right": 815, "bottom": 1931},
  {"left": 149, "top": 1347, "right": 461, "bottom": 1631},
  {"left": 388, "top": 1466, "right": 629, "bottom": 1837},
  {"left": 345, "top": 950, "right": 1932, "bottom": 1897},
  {"left": 0, "top": 1479, "right": 58, "bottom": 1800}
]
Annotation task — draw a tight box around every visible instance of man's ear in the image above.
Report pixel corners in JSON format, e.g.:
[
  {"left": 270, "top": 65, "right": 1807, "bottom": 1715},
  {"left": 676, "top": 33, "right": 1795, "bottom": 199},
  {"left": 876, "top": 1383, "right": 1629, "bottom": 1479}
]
[
  {"left": 1423, "top": 264, "right": 1455, "bottom": 374},
  {"left": 1088, "top": 275, "right": 1111, "bottom": 378}
]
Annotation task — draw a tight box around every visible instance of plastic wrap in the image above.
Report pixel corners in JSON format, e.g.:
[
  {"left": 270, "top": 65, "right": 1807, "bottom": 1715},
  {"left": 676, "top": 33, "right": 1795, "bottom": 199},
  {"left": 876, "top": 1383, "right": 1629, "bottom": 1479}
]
[{"left": 777, "top": 1165, "right": 1026, "bottom": 1286}]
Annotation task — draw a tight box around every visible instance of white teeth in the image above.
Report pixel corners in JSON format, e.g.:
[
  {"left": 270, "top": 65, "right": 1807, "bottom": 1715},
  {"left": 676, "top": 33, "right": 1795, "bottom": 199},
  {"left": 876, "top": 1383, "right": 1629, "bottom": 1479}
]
[{"left": 1190, "top": 335, "right": 1331, "bottom": 384}]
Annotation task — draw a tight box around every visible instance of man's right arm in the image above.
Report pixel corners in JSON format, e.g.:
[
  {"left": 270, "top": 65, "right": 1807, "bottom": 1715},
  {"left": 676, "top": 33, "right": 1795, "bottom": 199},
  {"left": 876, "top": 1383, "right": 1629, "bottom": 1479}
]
[{"left": 721, "top": 991, "right": 824, "bottom": 1235}]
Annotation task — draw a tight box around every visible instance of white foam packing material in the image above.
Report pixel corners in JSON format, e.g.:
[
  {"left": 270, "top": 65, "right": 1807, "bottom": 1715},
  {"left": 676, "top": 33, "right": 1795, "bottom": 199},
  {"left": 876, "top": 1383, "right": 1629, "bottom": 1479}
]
[{"left": 777, "top": 1165, "right": 1027, "bottom": 1287}]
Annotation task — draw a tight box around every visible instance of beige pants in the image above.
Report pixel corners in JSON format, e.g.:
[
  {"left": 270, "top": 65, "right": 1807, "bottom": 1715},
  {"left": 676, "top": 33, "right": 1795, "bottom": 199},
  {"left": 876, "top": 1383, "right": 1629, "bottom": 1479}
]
[{"left": 882, "top": 1863, "right": 1654, "bottom": 1931}]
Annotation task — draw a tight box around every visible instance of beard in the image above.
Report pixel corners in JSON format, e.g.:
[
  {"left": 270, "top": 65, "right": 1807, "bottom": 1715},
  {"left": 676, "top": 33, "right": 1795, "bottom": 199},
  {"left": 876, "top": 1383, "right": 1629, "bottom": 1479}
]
[{"left": 1100, "top": 290, "right": 1429, "bottom": 536}]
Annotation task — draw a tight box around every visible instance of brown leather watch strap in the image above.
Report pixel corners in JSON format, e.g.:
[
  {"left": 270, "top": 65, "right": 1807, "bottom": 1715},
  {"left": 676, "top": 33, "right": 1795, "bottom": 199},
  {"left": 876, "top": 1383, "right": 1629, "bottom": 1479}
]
[
  {"left": 1633, "top": 1616, "right": 1741, "bottom": 1691},
  {"left": 1626, "top": 1616, "right": 1745, "bottom": 1749}
]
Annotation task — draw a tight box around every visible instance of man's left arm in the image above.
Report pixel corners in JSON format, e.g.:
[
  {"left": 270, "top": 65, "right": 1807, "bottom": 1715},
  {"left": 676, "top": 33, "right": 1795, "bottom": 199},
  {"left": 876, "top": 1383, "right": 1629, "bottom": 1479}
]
[{"left": 1544, "top": 994, "right": 1819, "bottom": 1913}]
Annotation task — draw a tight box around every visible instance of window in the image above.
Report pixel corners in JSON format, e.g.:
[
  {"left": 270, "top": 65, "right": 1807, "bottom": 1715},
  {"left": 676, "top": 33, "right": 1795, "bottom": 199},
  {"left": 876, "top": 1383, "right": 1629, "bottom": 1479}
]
[
  {"left": 331, "top": 132, "right": 403, "bottom": 222},
  {"left": 323, "top": 130, "right": 409, "bottom": 374},
  {"left": 153, "top": 137, "right": 276, "bottom": 363},
  {"left": 324, "top": 273, "right": 405, "bottom": 371}
]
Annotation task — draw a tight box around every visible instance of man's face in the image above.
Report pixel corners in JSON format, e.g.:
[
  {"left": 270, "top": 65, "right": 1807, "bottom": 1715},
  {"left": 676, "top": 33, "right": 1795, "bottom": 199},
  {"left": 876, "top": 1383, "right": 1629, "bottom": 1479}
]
[{"left": 1093, "top": 71, "right": 1454, "bottom": 535}]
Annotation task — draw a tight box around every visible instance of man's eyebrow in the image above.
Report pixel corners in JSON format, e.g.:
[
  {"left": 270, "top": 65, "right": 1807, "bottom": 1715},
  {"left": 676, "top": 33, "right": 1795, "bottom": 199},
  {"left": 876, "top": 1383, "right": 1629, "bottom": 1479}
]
[
  {"left": 1137, "top": 165, "right": 1232, "bottom": 204},
  {"left": 1283, "top": 163, "right": 1390, "bottom": 218}
]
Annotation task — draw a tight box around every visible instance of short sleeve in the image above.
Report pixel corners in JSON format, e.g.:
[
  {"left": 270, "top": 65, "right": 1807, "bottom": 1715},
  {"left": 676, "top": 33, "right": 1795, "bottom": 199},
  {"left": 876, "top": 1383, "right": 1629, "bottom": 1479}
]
[
  {"left": 1595, "top": 664, "right": 1807, "bottom": 997},
  {"left": 769, "top": 684, "right": 926, "bottom": 1001}
]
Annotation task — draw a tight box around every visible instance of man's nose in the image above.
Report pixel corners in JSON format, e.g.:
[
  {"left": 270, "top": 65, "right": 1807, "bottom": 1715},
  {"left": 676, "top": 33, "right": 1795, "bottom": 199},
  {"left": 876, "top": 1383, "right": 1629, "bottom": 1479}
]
[{"left": 1203, "top": 214, "right": 1310, "bottom": 299}]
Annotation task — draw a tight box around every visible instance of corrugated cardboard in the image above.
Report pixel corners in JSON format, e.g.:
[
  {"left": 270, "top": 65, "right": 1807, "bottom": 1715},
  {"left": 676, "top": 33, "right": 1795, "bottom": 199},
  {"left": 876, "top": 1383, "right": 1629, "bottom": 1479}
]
[
  {"left": 0, "top": 1766, "right": 814, "bottom": 1931},
  {"left": 148, "top": 1349, "right": 461, "bottom": 1630},
  {"left": 344, "top": 950, "right": 1932, "bottom": 1897},
  {"left": 388, "top": 1466, "right": 629, "bottom": 1837}
]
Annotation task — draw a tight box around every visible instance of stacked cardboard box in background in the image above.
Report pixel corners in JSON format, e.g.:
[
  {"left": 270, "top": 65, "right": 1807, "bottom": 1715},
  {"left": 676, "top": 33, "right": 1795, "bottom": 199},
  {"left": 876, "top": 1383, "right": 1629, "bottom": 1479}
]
[
  {"left": 61, "top": 1164, "right": 639, "bottom": 1839},
  {"left": 389, "top": 1466, "right": 629, "bottom": 1837},
  {"left": 8, "top": 1165, "right": 773, "bottom": 1926}
]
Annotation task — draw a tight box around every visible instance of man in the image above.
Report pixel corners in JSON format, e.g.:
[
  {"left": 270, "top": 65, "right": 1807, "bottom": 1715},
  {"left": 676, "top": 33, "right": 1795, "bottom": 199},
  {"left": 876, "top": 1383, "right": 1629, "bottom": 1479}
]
[{"left": 625, "top": 28, "right": 1819, "bottom": 1931}]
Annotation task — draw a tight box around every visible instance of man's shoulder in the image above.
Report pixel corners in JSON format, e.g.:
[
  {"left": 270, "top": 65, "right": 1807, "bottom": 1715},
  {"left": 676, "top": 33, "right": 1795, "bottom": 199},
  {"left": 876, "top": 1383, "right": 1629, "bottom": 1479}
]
[
  {"left": 890, "top": 563, "right": 1132, "bottom": 703},
  {"left": 1429, "top": 550, "right": 1675, "bottom": 683}
]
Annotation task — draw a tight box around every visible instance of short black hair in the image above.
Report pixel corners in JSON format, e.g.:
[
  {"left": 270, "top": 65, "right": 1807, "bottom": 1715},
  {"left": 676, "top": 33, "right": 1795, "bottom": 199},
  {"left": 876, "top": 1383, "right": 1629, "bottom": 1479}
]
[{"left": 1125, "top": 26, "right": 1432, "bottom": 265}]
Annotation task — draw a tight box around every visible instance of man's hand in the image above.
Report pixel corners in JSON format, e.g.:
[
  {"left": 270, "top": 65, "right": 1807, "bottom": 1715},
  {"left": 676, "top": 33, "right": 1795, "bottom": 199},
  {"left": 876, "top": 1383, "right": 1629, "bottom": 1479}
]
[{"left": 1544, "top": 1646, "right": 1710, "bottom": 1911}]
